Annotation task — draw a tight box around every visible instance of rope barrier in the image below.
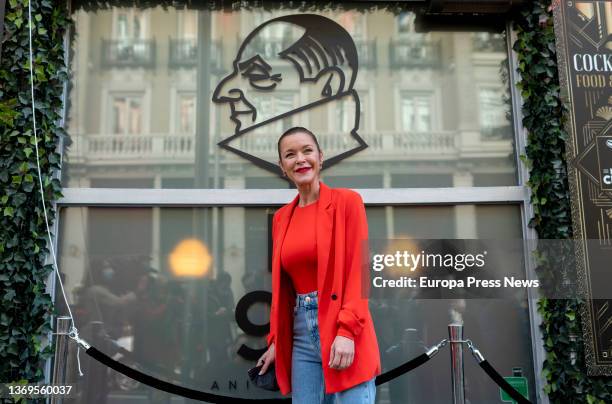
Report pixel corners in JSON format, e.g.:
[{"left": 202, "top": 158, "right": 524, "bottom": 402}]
[
  {"left": 375, "top": 338, "right": 446, "bottom": 386},
  {"left": 85, "top": 346, "right": 287, "bottom": 403},
  {"left": 467, "top": 340, "right": 533, "bottom": 404},
  {"left": 61, "top": 320, "right": 533, "bottom": 404},
  {"left": 65, "top": 331, "right": 442, "bottom": 402}
]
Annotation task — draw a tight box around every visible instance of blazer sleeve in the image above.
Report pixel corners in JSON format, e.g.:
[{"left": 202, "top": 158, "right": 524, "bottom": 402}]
[
  {"left": 336, "top": 191, "right": 370, "bottom": 339},
  {"left": 267, "top": 212, "right": 278, "bottom": 347}
]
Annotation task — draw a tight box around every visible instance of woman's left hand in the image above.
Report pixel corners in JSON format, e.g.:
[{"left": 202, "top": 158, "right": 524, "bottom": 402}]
[{"left": 328, "top": 335, "right": 355, "bottom": 370}]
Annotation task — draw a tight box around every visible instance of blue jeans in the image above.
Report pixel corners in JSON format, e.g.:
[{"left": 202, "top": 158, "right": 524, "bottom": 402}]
[{"left": 292, "top": 291, "right": 376, "bottom": 404}]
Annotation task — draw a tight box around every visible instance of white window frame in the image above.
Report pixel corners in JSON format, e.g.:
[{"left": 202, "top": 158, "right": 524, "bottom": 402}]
[
  {"left": 101, "top": 88, "right": 151, "bottom": 135},
  {"left": 111, "top": 8, "right": 149, "bottom": 40},
  {"left": 396, "top": 89, "right": 439, "bottom": 133},
  {"left": 170, "top": 89, "right": 197, "bottom": 135}
]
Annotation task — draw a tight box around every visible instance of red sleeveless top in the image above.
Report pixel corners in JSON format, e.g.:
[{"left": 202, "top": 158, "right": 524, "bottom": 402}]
[{"left": 280, "top": 202, "right": 318, "bottom": 294}]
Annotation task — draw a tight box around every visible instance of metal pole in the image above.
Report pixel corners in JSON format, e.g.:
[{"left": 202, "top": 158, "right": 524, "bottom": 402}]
[
  {"left": 448, "top": 323, "right": 466, "bottom": 404},
  {"left": 51, "top": 316, "right": 71, "bottom": 404}
]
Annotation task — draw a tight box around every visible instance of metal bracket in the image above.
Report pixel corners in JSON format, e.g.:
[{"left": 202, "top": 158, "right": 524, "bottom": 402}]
[
  {"left": 67, "top": 327, "right": 91, "bottom": 351},
  {"left": 426, "top": 338, "right": 449, "bottom": 358},
  {"left": 466, "top": 339, "right": 485, "bottom": 363}
]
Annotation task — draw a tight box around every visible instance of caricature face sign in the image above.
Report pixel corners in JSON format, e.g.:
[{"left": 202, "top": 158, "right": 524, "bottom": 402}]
[{"left": 212, "top": 14, "right": 368, "bottom": 176}]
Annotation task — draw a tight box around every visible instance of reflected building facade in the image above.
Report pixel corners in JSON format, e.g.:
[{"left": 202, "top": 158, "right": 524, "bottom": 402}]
[{"left": 57, "top": 5, "right": 534, "bottom": 403}]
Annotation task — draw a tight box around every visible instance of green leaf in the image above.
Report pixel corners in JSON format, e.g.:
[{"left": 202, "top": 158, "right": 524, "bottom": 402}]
[{"left": 3, "top": 207, "right": 14, "bottom": 217}]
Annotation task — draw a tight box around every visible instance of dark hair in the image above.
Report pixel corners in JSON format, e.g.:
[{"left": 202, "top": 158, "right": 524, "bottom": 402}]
[
  {"left": 277, "top": 126, "right": 322, "bottom": 161},
  {"left": 274, "top": 14, "right": 358, "bottom": 91}
]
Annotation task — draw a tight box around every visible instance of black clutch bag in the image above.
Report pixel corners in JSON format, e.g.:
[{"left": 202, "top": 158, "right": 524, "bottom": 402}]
[{"left": 248, "top": 364, "right": 280, "bottom": 391}]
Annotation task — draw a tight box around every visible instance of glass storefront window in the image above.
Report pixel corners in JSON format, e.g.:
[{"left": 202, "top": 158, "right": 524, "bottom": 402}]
[
  {"left": 64, "top": 6, "right": 516, "bottom": 189},
  {"left": 57, "top": 3, "right": 532, "bottom": 402},
  {"left": 57, "top": 204, "right": 534, "bottom": 402}
]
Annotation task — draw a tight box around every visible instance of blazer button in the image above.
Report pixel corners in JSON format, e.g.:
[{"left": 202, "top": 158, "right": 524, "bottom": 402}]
[{"left": 331, "top": 294, "right": 337, "bottom": 301}]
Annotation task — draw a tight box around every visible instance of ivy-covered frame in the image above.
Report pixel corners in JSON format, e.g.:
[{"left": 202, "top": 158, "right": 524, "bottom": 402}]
[
  {"left": 0, "top": 0, "right": 70, "bottom": 386},
  {"left": 1, "top": 0, "right": 611, "bottom": 402}
]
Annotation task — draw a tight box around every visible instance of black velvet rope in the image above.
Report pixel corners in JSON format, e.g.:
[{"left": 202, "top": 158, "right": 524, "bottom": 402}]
[
  {"left": 375, "top": 353, "right": 430, "bottom": 386},
  {"left": 478, "top": 360, "right": 532, "bottom": 404},
  {"left": 86, "top": 346, "right": 288, "bottom": 403},
  {"left": 85, "top": 346, "right": 433, "bottom": 402}
]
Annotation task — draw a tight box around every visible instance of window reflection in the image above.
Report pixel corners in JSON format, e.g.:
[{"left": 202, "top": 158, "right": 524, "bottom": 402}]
[
  {"left": 401, "top": 92, "right": 433, "bottom": 132},
  {"left": 177, "top": 93, "right": 196, "bottom": 134},
  {"left": 112, "top": 95, "right": 143, "bottom": 135},
  {"left": 396, "top": 12, "right": 417, "bottom": 36},
  {"left": 478, "top": 86, "right": 512, "bottom": 140},
  {"left": 65, "top": 6, "right": 516, "bottom": 189},
  {"left": 57, "top": 204, "right": 533, "bottom": 402}
]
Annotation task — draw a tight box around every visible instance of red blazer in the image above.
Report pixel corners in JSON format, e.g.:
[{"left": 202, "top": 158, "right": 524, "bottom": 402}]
[{"left": 267, "top": 181, "right": 381, "bottom": 395}]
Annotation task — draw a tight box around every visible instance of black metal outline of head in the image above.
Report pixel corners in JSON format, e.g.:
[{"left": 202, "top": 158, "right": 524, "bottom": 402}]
[{"left": 212, "top": 14, "right": 368, "bottom": 177}]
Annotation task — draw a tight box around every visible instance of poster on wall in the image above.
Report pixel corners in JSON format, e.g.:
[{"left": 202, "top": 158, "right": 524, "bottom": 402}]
[{"left": 553, "top": 0, "right": 612, "bottom": 375}]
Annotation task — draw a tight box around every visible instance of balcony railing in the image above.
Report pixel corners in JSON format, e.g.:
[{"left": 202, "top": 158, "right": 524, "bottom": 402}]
[
  {"left": 101, "top": 39, "right": 156, "bottom": 69},
  {"left": 66, "top": 131, "right": 460, "bottom": 164},
  {"left": 168, "top": 39, "right": 223, "bottom": 71},
  {"left": 389, "top": 39, "right": 441, "bottom": 69},
  {"left": 67, "top": 134, "right": 196, "bottom": 163}
]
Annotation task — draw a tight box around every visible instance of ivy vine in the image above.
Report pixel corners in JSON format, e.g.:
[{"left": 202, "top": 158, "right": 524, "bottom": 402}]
[
  {"left": 514, "top": 1, "right": 612, "bottom": 402},
  {"left": 0, "top": 0, "right": 70, "bottom": 385}
]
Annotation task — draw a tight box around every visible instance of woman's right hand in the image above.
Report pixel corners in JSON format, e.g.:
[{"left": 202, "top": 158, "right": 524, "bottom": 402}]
[{"left": 257, "top": 343, "right": 275, "bottom": 375}]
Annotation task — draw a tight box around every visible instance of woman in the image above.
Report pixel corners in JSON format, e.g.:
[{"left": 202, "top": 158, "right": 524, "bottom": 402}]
[{"left": 257, "top": 127, "right": 381, "bottom": 403}]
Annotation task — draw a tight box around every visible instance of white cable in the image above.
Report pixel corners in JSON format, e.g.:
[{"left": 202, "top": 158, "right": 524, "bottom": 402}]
[
  {"left": 27, "top": 0, "right": 84, "bottom": 375},
  {"left": 76, "top": 346, "right": 84, "bottom": 376}
]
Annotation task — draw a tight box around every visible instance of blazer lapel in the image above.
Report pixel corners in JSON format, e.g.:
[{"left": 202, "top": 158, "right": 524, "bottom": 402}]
[
  {"left": 316, "top": 182, "right": 334, "bottom": 294},
  {"left": 273, "top": 193, "right": 299, "bottom": 274},
  {"left": 271, "top": 193, "right": 298, "bottom": 321}
]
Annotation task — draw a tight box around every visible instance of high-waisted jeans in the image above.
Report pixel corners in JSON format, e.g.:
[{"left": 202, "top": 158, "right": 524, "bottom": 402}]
[{"left": 292, "top": 291, "right": 376, "bottom": 404}]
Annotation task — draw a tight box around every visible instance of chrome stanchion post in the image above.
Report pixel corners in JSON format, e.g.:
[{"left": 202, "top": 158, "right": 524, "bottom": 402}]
[
  {"left": 51, "top": 316, "right": 71, "bottom": 404},
  {"left": 448, "top": 323, "right": 466, "bottom": 404}
]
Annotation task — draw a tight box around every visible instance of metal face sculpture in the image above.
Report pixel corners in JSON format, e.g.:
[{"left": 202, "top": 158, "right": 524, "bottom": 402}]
[{"left": 212, "top": 14, "right": 367, "bottom": 176}]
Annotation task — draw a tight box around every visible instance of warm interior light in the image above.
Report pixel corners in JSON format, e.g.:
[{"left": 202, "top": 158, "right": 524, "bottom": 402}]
[
  {"left": 384, "top": 236, "right": 422, "bottom": 277},
  {"left": 168, "top": 238, "right": 212, "bottom": 278}
]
